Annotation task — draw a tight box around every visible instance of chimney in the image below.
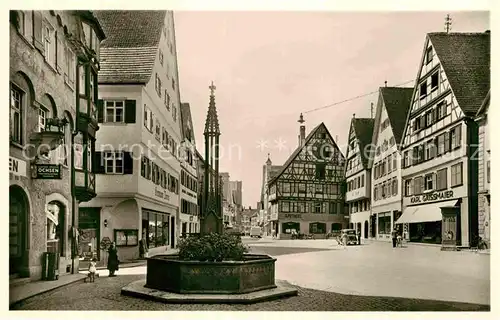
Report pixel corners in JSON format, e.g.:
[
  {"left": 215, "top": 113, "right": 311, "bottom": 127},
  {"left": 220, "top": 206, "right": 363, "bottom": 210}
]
[{"left": 298, "top": 113, "right": 306, "bottom": 146}]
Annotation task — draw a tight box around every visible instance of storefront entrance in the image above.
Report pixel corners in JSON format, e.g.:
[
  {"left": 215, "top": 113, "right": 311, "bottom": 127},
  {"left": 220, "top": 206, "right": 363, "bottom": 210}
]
[
  {"left": 364, "top": 221, "right": 368, "bottom": 239},
  {"left": 409, "top": 221, "right": 442, "bottom": 244},
  {"left": 78, "top": 207, "right": 100, "bottom": 261},
  {"left": 9, "top": 186, "right": 29, "bottom": 276}
]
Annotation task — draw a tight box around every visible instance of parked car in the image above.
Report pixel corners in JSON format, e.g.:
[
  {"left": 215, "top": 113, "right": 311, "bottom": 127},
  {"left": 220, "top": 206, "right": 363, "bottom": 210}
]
[
  {"left": 250, "top": 227, "right": 262, "bottom": 238},
  {"left": 340, "top": 229, "right": 358, "bottom": 245}
]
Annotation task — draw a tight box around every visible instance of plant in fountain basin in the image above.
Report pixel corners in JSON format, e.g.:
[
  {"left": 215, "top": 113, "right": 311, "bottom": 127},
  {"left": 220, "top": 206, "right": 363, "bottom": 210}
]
[{"left": 178, "top": 233, "right": 249, "bottom": 262}]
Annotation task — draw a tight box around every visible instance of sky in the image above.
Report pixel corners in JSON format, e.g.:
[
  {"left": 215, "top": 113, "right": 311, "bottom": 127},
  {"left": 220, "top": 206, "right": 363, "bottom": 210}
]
[{"left": 173, "top": 11, "right": 489, "bottom": 208}]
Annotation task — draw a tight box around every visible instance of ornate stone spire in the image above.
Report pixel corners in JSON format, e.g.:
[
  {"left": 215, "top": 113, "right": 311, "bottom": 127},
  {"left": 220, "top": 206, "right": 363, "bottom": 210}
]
[{"left": 204, "top": 81, "right": 220, "bottom": 135}]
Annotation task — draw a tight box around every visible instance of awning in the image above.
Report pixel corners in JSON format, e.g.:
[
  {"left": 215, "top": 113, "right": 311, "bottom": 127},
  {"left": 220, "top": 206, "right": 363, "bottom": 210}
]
[
  {"left": 136, "top": 198, "right": 176, "bottom": 215},
  {"left": 396, "top": 200, "right": 458, "bottom": 224}
]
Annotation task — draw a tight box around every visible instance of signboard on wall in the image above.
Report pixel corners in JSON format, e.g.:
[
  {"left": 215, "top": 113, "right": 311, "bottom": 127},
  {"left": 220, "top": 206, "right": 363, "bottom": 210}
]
[
  {"left": 9, "top": 156, "right": 27, "bottom": 177},
  {"left": 410, "top": 190, "right": 454, "bottom": 204},
  {"left": 34, "top": 164, "right": 61, "bottom": 179}
]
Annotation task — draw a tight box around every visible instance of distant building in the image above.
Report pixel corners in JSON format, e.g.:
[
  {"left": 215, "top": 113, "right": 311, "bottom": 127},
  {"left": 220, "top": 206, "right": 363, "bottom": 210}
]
[
  {"left": 344, "top": 115, "right": 375, "bottom": 238},
  {"left": 179, "top": 102, "right": 199, "bottom": 235},
  {"left": 476, "top": 90, "right": 490, "bottom": 247},
  {"left": 260, "top": 155, "right": 282, "bottom": 236},
  {"left": 399, "top": 31, "right": 490, "bottom": 247},
  {"left": 369, "top": 87, "right": 413, "bottom": 241},
  {"left": 268, "top": 115, "right": 347, "bottom": 239}
]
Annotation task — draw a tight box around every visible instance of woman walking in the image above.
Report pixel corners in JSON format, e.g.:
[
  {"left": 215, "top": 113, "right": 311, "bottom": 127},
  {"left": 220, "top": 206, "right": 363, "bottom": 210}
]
[{"left": 107, "top": 242, "right": 119, "bottom": 277}]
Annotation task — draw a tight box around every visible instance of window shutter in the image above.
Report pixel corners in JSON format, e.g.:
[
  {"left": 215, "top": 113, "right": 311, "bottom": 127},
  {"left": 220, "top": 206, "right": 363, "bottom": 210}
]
[
  {"left": 56, "top": 31, "right": 64, "bottom": 72},
  {"left": 97, "top": 99, "right": 104, "bottom": 123},
  {"left": 444, "top": 133, "right": 450, "bottom": 153},
  {"left": 93, "top": 151, "right": 105, "bottom": 174},
  {"left": 123, "top": 151, "right": 133, "bottom": 174},
  {"left": 33, "top": 11, "right": 44, "bottom": 54},
  {"left": 125, "top": 100, "right": 136, "bottom": 123}
]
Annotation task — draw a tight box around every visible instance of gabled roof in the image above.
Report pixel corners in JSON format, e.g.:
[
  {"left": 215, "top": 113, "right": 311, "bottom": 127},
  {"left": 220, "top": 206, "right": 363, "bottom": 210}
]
[
  {"left": 351, "top": 118, "right": 375, "bottom": 169},
  {"left": 428, "top": 32, "right": 490, "bottom": 116},
  {"left": 476, "top": 89, "right": 490, "bottom": 117},
  {"left": 380, "top": 87, "right": 413, "bottom": 144},
  {"left": 95, "top": 10, "right": 166, "bottom": 84},
  {"left": 268, "top": 122, "right": 344, "bottom": 185}
]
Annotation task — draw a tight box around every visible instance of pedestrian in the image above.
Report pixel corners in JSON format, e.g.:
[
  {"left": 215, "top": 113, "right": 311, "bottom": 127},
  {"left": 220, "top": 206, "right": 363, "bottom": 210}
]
[
  {"left": 107, "top": 242, "right": 119, "bottom": 277},
  {"left": 342, "top": 232, "right": 348, "bottom": 249},
  {"left": 356, "top": 230, "right": 361, "bottom": 245},
  {"left": 391, "top": 228, "right": 398, "bottom": 248},
  {"left": 88, "top": 258, "right": 97, "bottom": 282},
  {"left": 139, "top": 233, "right": 148, "bottom": 259}
]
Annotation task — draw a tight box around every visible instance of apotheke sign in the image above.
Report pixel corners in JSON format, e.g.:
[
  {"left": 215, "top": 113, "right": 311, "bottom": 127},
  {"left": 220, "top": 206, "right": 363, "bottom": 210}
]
[{"left": 410, "top": 190, "right": 454, "bottom": 204}]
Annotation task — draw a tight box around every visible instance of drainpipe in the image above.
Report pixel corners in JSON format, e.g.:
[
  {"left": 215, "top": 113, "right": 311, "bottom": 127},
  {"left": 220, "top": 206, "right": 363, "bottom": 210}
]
[{"left": 70, "top": 131, "right": 76, "bottom": 274}]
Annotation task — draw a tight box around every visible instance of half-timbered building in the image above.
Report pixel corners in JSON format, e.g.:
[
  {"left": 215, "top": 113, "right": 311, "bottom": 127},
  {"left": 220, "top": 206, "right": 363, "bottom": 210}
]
[
  {"left": 268, "top": 116, "right": 346, "bottom": 239},
  {"left": 369, "top": 87, "right": 413, "bottom": 242},
  {"left": 476, "top": 90, "right": 490, "bottom": 248},
  {"left": 398, "top": 32, "right": 490, "bottom": 248},
  {"left": 344, "top": 116, "right": 375, "bottom": 239}
]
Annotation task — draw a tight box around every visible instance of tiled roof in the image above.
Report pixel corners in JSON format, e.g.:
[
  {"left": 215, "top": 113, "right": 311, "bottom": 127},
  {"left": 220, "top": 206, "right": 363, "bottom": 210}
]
[
  {"left": 99, "top": 47, "right": 157, "bottom": 84},
  {"left": 380, "top": 87, "right": 413, "bottom": 144},
  {"left": 352, "top": 118, "right": 375, "bottom": 169},
  {"left": 95, "top": 10, "right": 166, "bottom": 84},
  {"left": 476, "top": 90, "right": 490, "bottom": 117},
  {"left": 429, "top": 32, "right": 490, "bottom": 116}
]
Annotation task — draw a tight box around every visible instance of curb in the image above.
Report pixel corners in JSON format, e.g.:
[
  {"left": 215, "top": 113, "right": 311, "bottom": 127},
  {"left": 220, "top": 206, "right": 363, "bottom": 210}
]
[
  {"left": 79, "top": 261, "right": 147, "bottom": 272},
  {"left": 9, "top": 274, "right": 87, "bottom": 307}
]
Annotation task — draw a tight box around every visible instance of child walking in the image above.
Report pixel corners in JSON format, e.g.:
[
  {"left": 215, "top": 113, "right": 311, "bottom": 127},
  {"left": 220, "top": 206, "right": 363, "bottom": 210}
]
[{"left": 88, "top": 258, "right": 97, "bottom": 282}]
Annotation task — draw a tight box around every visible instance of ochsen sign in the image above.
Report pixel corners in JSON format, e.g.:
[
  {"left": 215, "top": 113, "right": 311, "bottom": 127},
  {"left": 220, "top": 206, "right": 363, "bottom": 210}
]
[{"left": 34, "top": 164, "right": 61, "bottom": 179}]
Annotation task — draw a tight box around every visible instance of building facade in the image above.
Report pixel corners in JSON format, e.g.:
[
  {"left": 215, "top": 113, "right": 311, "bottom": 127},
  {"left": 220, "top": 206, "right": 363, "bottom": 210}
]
[
  {"left": 9, "top": 10, "right": 104, "bottom": 279},
  {"left": 79, "top": 11, "right": 183, "bottom": 261},
  {"left": 260, "top": 155, "right": 282, "bottom": 236},
  {"left": 268, "top": 116, "right": 347, "bottom": 239},
  {"left": 179, "top": 103, "right": 199, "bottom": 235},
  {"left": 476, "top": 90, "right": 490, "bottom": 247},
  {"left": 344, "top": 116, "right": 374, "bottom": 239},
  {"left": 398, "top": 32, "right": 490, "bottom": 247},
  {"left": 369, "top": 87, "right": 413, "bottom": 241}
]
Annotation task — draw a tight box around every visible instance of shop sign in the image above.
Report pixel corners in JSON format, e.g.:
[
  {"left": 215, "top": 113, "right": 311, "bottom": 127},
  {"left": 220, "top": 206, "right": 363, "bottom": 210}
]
[
  {"left": 34, "top": 164, "right": 61, "bottom": 179},
  {"left": 154, "top": 187, "right": 170, "bottom": 200},
  {"left": 9, "top": 156, "right": 27, "bottom": 177},
  {"left": 280, "top": 213, "right": 302, "bottom": 220},
  {"left": 410, "top": 190, "right": 454, "bottom": 204}
]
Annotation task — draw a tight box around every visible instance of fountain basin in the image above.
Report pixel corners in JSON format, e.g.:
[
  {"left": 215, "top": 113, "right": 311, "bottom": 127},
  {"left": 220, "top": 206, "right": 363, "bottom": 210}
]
[{"left": 145, "top": 254, "right": 277, "bottom": 294}]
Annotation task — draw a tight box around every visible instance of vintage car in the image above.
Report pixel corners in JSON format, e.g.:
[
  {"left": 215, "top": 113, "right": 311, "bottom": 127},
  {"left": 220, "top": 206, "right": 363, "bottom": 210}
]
[{"left": 339, "top": 229, "right": 359, "bottom": 245}]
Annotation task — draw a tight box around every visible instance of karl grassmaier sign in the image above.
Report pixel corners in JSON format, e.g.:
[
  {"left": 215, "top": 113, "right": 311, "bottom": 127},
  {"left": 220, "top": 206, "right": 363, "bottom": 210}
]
[
  {"left": 410, "top": 190, "right": 454, "bottom": 204},
  {"left": 9, "top": 156, "right": 27, "bottom": 177},
  {"left": 34, "top": 164, "right": 61, "bottom": 179}
]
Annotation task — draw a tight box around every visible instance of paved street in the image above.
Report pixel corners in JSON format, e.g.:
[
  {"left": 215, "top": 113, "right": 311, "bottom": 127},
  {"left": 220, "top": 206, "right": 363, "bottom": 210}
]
[{"left": 11, "top": 239, "right": 489, "bottom": 311}]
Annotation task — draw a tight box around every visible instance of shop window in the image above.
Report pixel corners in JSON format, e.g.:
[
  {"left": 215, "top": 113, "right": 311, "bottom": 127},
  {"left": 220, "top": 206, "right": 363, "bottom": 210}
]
[
  {"left": 451, "top": 162, "right": 463, "bottom": 187},
  {"left": 10, "top": 86, "right": 23, "bottom": 144},
  {"left": 142, "top": 211, "right": 168, "bottom": 249},
  {"left": 282, "top": 222, "right": 300, "bottom": 234},
  {"left": 436, "top": 168, "right": 447, "bottom": 190},
  {"left": 424, "top": 173, "right": 434, "bottom": 191},
  {"left": 309, "top": 222, "right": 326, "bottom": 234},
  {"left": 378, "top": 213, "right": 391, "bottom": 235}
]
